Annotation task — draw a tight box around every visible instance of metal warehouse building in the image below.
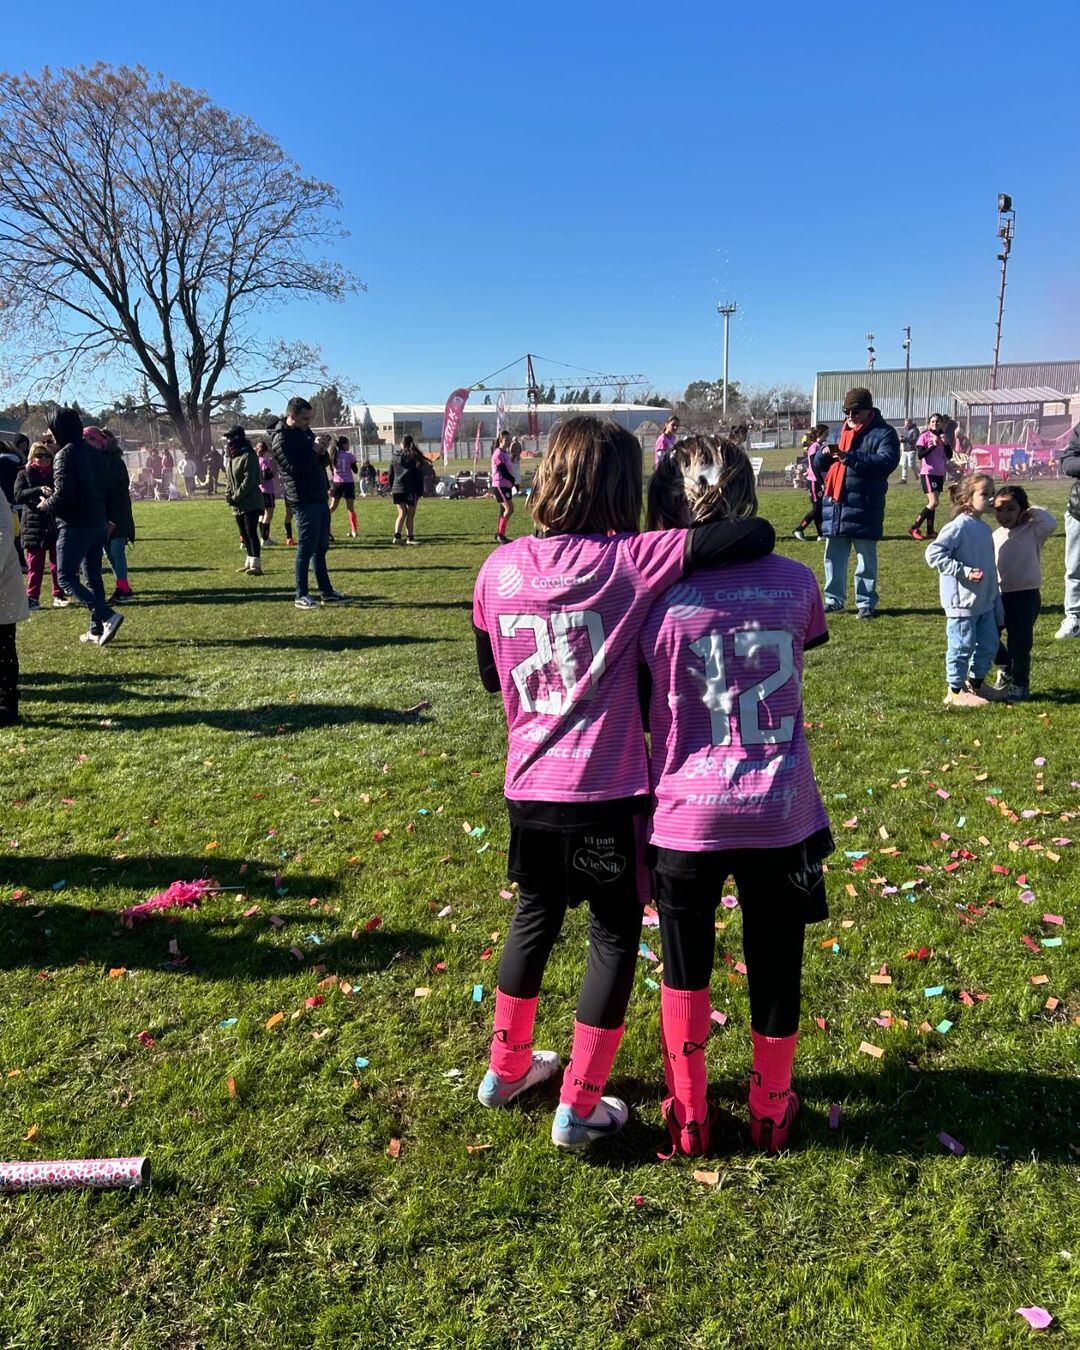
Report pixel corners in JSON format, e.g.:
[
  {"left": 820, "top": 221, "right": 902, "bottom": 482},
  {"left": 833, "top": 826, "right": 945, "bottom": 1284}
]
[{"left": 813, "top": 360, "right": 1080, "bottom": 427}]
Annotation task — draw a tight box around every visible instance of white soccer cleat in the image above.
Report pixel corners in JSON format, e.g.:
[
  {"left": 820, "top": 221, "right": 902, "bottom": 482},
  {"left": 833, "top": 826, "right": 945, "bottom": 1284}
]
[
  {"left": 477, "top": 1051, "right": 561, "bottom": 1107},
  {"left": 550, "top": 1095, "right": 629, "bottom": 1150}
]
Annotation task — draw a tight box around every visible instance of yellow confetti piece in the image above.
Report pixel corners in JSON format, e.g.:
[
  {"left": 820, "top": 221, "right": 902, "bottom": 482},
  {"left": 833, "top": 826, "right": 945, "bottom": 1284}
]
[
  {"left": 869, "top": 974, "right": 892, "bottom": 985},
  {"left": 24, "top": 1124, "right": 38, "bottom": 1141},
  {"left": 693, "top": 1169, "right": 720, "bottom": 1186},
  {"left": 859, "top": 1041, "right": 884, "bottom": 1059},
  {"left": 265, "top": 1011, "right": 285, "bottom": 1030},
  {"left": 108, "top": 967, "right": 127, "bottom": 979},
  {"left": 6, "top": 1069, "right": 21, "bottom": 1079},
  {"left": 205, "top": 841, "right": 219, "bottom": 851},
  {"left": 414, "top": 987, "right": 432, "bottom": 998},
  {"left": 466, "top": 1143, "right": 494, "bottom": 1154}
]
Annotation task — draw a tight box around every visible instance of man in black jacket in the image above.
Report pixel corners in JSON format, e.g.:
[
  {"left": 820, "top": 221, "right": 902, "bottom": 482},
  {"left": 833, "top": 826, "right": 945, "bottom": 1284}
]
[
  {"left": 1057, "top": 423, "right": 1080, "bottom": 639},
  {"left": 270, "top": 397, "right": 346, "bottom": 609},
  {"left": 40, "top": 408, "right": 123, "bottom": 645}
]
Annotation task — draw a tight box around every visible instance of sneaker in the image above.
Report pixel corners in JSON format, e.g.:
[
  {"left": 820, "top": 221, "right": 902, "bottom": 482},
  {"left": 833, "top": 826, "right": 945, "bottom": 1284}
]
[
  {"left": 925, "top": 530, "right": 938, "bottom": 540},
  {"left": 406, "top": 538, "right": 418, "bottom": 546},
  {"left": 348, "top": 532, "right": 357, "bottom": 539},
  {"left": 79, "top": 628, "right": 103, "bottom": 644},
  {"left": 551, "top": 1095, "right": 629, "bottom": 1151},
  {"left": 990, "top": 669, "right": 1011, "bottom": 691},
  {"left": 975, "top": 681, "right": 1010, "bottom": 702},
  {"left": 660, "top": 1097, "right": 711, "bottom": 1158},
  {"left": 249, "top": 559, "right": 263, "bottom": 576},
  {"left": 908, "top": 527, "right": 925, "bottom": 541},
  {"left": 824, "top": 602, "right": 844, "bottom": 614},
  {"left": 1055, "top": 617, "right": 1080, "bottom": 640},
  {"left": 262, "top": 537, "right": 276, "bottom": 546},
  {"left": 294, "top": 595, "right": 318, "bottom": 610},
  {"left": 109, "top": 589, "right": 132, "bottom": 605},
  {"left": 943, "top": 688, "right": 989, "bottom": 708},
  {"left": 749, "top": 1091, "right": 800, "bottom": 1153},
  {"left": 98, "top": 612, "right": 124, "bottom": 646},
  {"left": 392, "top": 534, "right": 403, "bottom": 546},
  {"left": 27, "top": 598, "right": 40, "bottom": 611},
  {"left": 319, "top": 590, "right": 347, "bottom": 604},
  {"left": 1008, "top": 683, "right": 1029, "bottom": 701},
  {"left": 477, "top": 1051, "right": 561, "bottom": 1108},
  {"left": 856, "top": 609, "right": 877, "bottom": 620},
  {"left": 52, "top": 595, "right": 71, "bottom": 608},
  {"left": 792, "top": 528, "right": 807, "bottom": 541}
]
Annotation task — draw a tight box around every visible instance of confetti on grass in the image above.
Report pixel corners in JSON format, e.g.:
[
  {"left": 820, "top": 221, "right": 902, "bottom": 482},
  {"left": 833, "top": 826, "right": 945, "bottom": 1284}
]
[
  {"left": 938, "top": 1132, "right": 965, "bottom": 1156},
  {"left": 1016, "top": 1307, "right": 1052, "bottom": 1330}
]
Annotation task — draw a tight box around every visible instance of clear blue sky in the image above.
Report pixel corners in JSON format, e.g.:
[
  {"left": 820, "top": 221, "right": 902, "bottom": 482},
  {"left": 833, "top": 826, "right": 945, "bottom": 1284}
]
[{"left": 5, "top": 0, "right": 1080, "bottom": 405}]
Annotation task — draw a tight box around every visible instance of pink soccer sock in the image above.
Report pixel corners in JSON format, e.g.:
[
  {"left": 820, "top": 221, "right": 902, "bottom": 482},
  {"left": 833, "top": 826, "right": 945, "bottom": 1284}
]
[
  {"left": 660, "top": 985, "right": 711, "bottom": 1125},
  {"left": 347, "top": 509, "right": 358, "bottom": 533},
  {"left": 749, "top": 1029, "right": 799, "bottom": 1123},
  {"left": 560, "top": 1021, "right": 624, "bottom": 1116},
  {"left": 488, "top": 990, "right": 539, "bottom": 1082},
  {"left": 496, "top": 514, "right": 508, "bottom": 538}
]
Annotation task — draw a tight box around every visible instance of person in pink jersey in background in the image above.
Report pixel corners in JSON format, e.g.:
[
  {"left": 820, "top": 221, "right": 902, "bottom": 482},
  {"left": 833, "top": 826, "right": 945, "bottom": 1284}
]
[
  {"left": 472, "top": 416, "right": 775, "bottom": 1150},
  {"left": 654, "top": 415, "right": 679, "bottom": 469},
  {"left": 909, "top": 413, "right": 952, "bottom": 540},
  {"left": 490, "top": 430, "right": 517, "bottom": 545},
  {"left": 329, "top": 435, "right": 359, "bottom": 538},
  {"left": 641, "top": 435, "right": 833, "bottom": 1156}
]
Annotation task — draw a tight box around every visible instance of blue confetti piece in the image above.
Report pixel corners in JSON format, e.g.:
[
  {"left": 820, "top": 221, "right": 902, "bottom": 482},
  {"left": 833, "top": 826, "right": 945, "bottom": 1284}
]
[
  {"left": 901, "top": 881, "right": 919, "bottom": 891},
  {"left": 1041, "top": 937, "right": 1063, "bottom": 948},
  {"left": 936, "top": 1019, "right": 953, "bottom": 1034},
  {"left": 833, "top": 793, "right": 848, "bottom": 800},
  {"left": 924, "top": 986, "right": 945, "bottom": 998},
  {"left": 354, "top": 1057, "right": 370, "bottom": 1070},
  {"left": 218, "top": 1018, "right": 238, "bottom": 1030},
  {"left": 305, "top": 934, "right": 323, "bottom": 945},
  {"left": 469, "top": 826, "right": 487, "bottom": 838},
  {"left": 866, "top": 788, "right": 873, "bottom": 796},
  {"left": 472, "top": 984, "right": 483, "bottom": 1003},
  {"left": 844, "top": 851, "right": 869, "bottom": 859},
  {"left": 639, "top": 942, "right": 650, "bottom": 956},
  {"left": 896, "top": 768, "right": 913, "bottom": 775},
  {"left": 831, "top": 943, "right": 840, "bottom": 954},
  {"left": 51, "top": 880, "right": 67, "bottom": 891},
  {"left": 476, "top": 842, "right": 490, "bottom": 854},
  {"left": 956, "top": 816, "right": 966, "bottom": 827},
  {"left": 644, "top": 977, "right": 660, "bottom": 991}
]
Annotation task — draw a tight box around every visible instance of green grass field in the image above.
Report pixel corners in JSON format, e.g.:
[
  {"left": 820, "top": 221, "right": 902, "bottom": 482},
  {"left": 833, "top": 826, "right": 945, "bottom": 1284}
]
[{"left": 1, "top": 483, "right": 1078, "bottom": 1348}]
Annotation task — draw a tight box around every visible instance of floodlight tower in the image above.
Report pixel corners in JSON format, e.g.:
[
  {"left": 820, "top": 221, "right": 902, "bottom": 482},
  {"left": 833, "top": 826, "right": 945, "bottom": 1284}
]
[
  {"left": 990, "top": 193, "right": 1015, "bottom": 390},
  {"left": 866, "top": 332, "right": 876, "bottom": 372},
  {"left": 716, "top": 301, "right": 738, "bottom": 419}
]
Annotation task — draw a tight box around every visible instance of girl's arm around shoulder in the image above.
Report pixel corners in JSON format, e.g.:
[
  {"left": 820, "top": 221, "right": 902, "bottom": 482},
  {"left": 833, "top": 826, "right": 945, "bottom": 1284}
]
[
  {"left": 685, "top": 516, "right": 775, "bottom": 574},
  {"left": 1028, "top": 506, "right": 1057, "bottom": 539}
]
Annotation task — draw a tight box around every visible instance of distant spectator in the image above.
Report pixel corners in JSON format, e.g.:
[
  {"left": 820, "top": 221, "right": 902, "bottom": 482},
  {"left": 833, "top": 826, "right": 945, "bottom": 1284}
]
[
  {"left": 654, "top": 415, "right": 679, "bottom": 469},
  {"left": 812, "top": 387, "right": 900, "bottom": 618},
  {"left": 1056, "top": 423, "right": 1080, "bottom": 640},
  {"left": 178, "top": 452, "right": 198, "bottom": 498},
  {"left": 898, "top": 418, "right": 919, "bottom": 484},
  {"left": 270, "top": 398, "right": 345, "bottom": 608},
  {"left": 13, "top": 443, "right": 63, "bottom": 609},
  {"left": 205, "top": 445, "right": 223, "bottom": 497},
  {"left": 0, "top": 487, "right": 28, "bottom": 724}
]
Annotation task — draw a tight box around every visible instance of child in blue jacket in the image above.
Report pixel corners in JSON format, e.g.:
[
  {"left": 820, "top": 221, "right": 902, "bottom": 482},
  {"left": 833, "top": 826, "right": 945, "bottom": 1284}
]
[{"left": 925, "top": 473, "right": 1007, "bottom": 708}]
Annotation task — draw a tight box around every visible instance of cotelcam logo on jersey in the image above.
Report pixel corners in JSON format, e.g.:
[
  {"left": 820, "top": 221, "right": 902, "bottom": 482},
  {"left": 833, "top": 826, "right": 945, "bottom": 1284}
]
[
  {"left": 495, "top": 564, "right": 524, "bottom": 599},
  {"left": 530, "top": 570, "right": 598, "bottom": 590},
  {"left": 711, "top": 584, "right": 796, "bottom": 603},
  {"left": 665, "top": 581, "right": 706, "bottom": 620}
]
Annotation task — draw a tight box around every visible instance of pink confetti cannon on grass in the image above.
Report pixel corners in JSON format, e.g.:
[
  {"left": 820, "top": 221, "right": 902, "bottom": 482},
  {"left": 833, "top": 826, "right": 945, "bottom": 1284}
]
[
  {"left": 1, "top": 1157, "right": 150, "bottom": 1193},
  {"left": 120, "top": 879, "right": 219, "bottom": 924}
]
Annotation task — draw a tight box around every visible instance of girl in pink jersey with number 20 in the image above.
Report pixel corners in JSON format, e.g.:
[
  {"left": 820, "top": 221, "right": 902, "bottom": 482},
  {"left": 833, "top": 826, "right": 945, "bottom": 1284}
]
[
  {"left": 472, "top": 416, "right": 775, "bottom": 1150},
  {"left": 641, "top": 435, "right": 833, "bottom": 1156}
]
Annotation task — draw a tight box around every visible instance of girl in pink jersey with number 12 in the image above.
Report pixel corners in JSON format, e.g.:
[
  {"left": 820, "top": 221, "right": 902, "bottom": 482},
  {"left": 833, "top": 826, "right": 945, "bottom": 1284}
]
[
  {"left": 641, "top": 435, "right": 833, "bottom": 1156},
  {"left": 472, "top": 416, "right": 775, "bottom": 1150}
]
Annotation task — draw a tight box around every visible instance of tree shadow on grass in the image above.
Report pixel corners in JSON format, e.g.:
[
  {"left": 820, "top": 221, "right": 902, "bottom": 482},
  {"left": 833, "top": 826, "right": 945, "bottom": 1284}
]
[
  {"left": 37, "top": 701, "right": 433, "bottom": 734},
  {"left": 20, "top": 672, "right": 187, "bottom": 707},
  {"left": 119, "top": 634, "right": 438, "bottom": 655},
  {"left": 1032, "top": 688, "right": 1080, "bottom": 706},
  {"left": 596, "top": 1067, "right": 1080, "bottom": 1165}
]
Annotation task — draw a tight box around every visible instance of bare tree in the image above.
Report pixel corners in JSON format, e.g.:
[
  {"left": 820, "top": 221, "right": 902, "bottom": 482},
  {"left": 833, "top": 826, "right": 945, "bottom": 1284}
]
[{"left": 0, "top": 64, "right": 363, "bottom": 455}]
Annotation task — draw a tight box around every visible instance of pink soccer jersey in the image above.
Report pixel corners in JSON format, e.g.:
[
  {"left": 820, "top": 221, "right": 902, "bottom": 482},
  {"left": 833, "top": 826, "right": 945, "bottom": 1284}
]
[
  {"left": 491, "top": 447, "right": 515, "bottom": 487},
  {"left": 474, "top": 530, "right": 687, "bottom": 802},
  {"left": 640, "top": 554, "right": 830, "bottom": 851}
]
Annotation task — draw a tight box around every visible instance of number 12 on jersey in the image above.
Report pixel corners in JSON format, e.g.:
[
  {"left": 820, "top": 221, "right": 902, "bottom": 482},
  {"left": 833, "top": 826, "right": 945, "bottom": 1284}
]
[{"left": 689, "top": 629, "right": 796, "bottom": 746}]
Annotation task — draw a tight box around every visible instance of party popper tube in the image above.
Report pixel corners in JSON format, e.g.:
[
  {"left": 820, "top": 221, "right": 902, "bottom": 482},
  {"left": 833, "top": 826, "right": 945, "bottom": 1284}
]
[{"left": 0, "top": 1157, "right": 150, "bottom": 1194}]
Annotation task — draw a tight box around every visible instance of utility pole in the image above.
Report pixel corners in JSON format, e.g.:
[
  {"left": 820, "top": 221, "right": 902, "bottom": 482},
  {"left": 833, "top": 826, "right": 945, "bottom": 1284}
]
[
  {"left": 716, "top": 301, "right": 738, "bottom": 420},
  {"left": 866, "top": 332, "right": 876, "bottom": 372},
  {"left": 990, "top": 193, "right": 1015, "bottom": 390},
  {"left": 902, "top": 326, "right": 912, "bottom": 420}
]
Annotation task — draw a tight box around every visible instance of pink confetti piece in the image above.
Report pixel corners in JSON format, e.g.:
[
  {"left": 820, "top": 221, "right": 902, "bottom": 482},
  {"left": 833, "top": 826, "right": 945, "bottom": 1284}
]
[
  {"left": 498, "top": 889, "right": 514, "bottom": 900},
  {"left": 734, "top": 961, "right": 747, "bottom": 975},
  {"left": 1016, "top": 1307, "right": 1052, "bottom": 1331},
  {"left": 828, "top": 1103, "right": 841, "bottom": 1130},
  {"left": 136, "top": 1030, "right": 155, "bottom": 1048},
  {"left": 289, "top": 946, "right": 304, "bottom": 961},
  {"left": 1051, "top": 837, "right": 1072, "bottom": 846},
  {"left": 1043, "top": 914, "right": 1064, "bottom": 926},
  {"left": 721, "top": 894, "right": 740, "bottom": 909},
  {"left": 1021, "top": 935, "right": 1041, "bottom": 953},
  {"left": 1019, "top": 890, "right": 1036, "bottom": 904},
  {"left": 938, "top": 1131, "right": 965, "bottom": 1156},
  {"left": 936, "top": 788, "right": 950, "bottom": 800},
  {"left": 843, "top": 817, "right": 858, "bottom": 829},
  {"left": 710, "top": 1009, "right": 728, "bottom": 1026}
]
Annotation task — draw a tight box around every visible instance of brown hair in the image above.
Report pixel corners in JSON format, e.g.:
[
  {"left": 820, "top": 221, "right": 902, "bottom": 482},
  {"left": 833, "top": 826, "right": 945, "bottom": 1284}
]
[
  {"left": 646, "top": 434, "right": 757, "bottom": 531},
  {"left": 948, "top": 472, "right": 994, "bottom": 518},
  {"left": 994, "top": 483, "right": 1029, "bottom": 512},
  {"left": 530, "top": 416, "right": 642, "bottom": 535}
]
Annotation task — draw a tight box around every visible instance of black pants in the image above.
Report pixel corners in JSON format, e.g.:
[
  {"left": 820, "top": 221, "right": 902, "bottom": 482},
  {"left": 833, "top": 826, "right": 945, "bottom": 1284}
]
[
  {"left": 235, "top": 510, "right": 262, "bottom": 558},
  {"left": 656, "top": 848, "right": 826, "bottom": 1038},
  {"left": 0, "top": 623, "right": 18, "bottom": 721},
  {"left": 995, "top": 588, "right": 1040, "bottom": 688},
  {"left": 497, "top": 814, "right": 646, "bottom": 1029},
  {"left": 796, "top": 494, "right": 823, "bottom": 535}
]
